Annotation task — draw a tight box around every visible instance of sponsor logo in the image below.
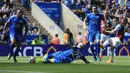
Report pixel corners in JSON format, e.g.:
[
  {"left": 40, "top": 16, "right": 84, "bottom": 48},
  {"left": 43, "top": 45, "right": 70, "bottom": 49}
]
[
  {"left": 46, "top": 46, "right": 57, "bottom": 54},
  {"left": 118, "top": 46, "right": 130, "bottom": 56}
]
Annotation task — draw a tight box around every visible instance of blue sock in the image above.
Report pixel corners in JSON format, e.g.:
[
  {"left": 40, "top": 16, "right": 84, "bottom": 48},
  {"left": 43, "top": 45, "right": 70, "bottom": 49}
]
[
  {"left": 8, "top": 44, "right": 15, "bottom": 60},
  {"left": 10, "top": 44, "right": 15, "bottom": 55},
  {"left": 90, "top": 44, "right": 97, "bottom": 60},
  {"left": 47, "top": 53, "right": 53, "bottom": 59},
  {"left": 95, "top": 42, "right": 100, "bottom": 59},
  {"left": 14, "top": 46, "right": 20, "bottom": 57},
  {"left": 45, "top": 60, "right": 51, "bottom": 63}
]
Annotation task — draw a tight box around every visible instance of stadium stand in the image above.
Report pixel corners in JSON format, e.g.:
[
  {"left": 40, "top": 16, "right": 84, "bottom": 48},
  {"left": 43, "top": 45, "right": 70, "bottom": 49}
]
[
  {"left": 63, "top": 0, "right": 130, "bottom": 44},
  {"left": 0, "top": 0, "right": 52, "bottom": 44}
]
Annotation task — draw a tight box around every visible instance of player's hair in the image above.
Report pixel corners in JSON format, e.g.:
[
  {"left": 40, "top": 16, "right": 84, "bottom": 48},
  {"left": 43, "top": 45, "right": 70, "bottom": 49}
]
[
  {"left": 93, "top": 4, "right": 98, "bottom": 9},
  {"left": 122, "top": 18, "right": 128, "bottom": 23},
  {"left": 78, "top": 32, "right": 81, "bottom": 35},
  {"left": 92, "top": 6, "right": 97, "bottom": 9},
  {"left": 55, "top": 34, "right": 58, "bottom": 37},
  {"left": 65, "top": 28, "right": 70, "bottom": 33},
  {"left": 113, "top": 17, "right": 119, "bottom": 21},
  {"left": 123, "top": 18, "right": 127, "bottom": 22}
]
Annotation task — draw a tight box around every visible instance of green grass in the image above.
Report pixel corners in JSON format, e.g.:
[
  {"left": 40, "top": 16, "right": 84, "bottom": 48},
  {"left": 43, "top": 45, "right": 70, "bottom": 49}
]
[{"left": 0, "top": 56, "right": 130, "bottom": 73}]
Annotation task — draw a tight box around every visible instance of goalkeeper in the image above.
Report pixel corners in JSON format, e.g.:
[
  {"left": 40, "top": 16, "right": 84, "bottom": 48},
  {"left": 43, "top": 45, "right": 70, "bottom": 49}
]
[{"left": 32, "top": 43, "right": 90, "bottom": 64}]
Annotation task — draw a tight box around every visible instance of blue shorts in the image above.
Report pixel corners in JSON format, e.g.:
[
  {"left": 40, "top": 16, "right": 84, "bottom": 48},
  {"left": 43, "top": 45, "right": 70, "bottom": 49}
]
[
  {"left": 10, "top": 32, "right": 22, "bottom": 41},
  {"left": 88, "top": 31, "right": 101, "bottom": 42}
]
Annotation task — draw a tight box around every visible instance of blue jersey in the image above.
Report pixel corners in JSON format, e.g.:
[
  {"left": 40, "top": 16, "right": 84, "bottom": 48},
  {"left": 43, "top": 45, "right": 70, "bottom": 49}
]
[
  {"left": 87, "top": 13, "right": 104, "bottom": 32},
  {"left": 53, "top": 47, "right": 83, "bottom": 63},
  {"left": 8, "top": 16, "right": 27, "bottom": 35},
  {"left": 7, "top": 15, "right": 17, "bottom": 23}
]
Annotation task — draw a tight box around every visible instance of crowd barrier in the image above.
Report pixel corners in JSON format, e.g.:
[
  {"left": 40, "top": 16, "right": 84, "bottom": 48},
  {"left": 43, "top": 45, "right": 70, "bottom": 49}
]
[
  {"left": 26, "top": 35, "right": 48, "bottom": 44},
  {"left": 0, "top": 33, "right": 48, "bottom": 44},
  {"left": 0, "top": 44, "right": 130, "bottom": 56}
]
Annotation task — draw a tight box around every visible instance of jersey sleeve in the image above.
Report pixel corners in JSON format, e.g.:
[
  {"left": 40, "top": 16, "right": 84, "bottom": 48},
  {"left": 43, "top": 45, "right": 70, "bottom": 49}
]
[
  {"left": 7, "top": 17, "right": 12, "bottom": 23},
  {"left": 7, "top": 16, "right": 16, "bottom": 23},
  {"left": 113, "top": 24, "right": 121, "bottom": 32},
  {"left": 86, "top": 13, "right": 90, "bottom": 20}
]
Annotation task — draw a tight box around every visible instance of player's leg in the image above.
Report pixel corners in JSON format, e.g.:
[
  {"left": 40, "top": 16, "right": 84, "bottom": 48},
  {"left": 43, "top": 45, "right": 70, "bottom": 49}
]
[
  {"left": 100, "top": 33, "right": 105, "bottom": 59},
  {"left": 36, "top": 58, "right": 53, "bottom": 63},
  {"left": 43, "top": 51, "right": 62, "bottom": 60},
  {"left": 8, "top": 34, "right": 16, "bottom": 60},
  {"left": 100, "top": 43, "right": 104, "bottom": 59},
  {"left": 80, "top": 55, "right": 90, "bottom": 64},
  {"left": 102, "top": 37, "right": 113, "bottom": 48},
  {"left": 95, "top": 32, "right": 101, "bottom": 61},
  {"left": 100, "top": 38, "right": 112, "bottom": 62},
  {"left": 90, "top": 43, "right": 97, "bottom": 61},
  {"left": 36, "top": 57, "right": 61, "bottom": 63},
  {"left": 13, "top": 37, "right": 21, "bottom": 62},
  {"left": 88, "top": 33, "right": 97, "bottom": 61},
  {"left": 37, "top": 52, "right": 60, "bottom": 63},
  {"left": 100, "top": 34, "right": 110, "bottom": 59},
  {"left": 43, "top": 58, "right": 62, "bottom": 63},
  {"left": 106, "top": 46, "right": 115, "bottom": 63},
  {"left": 107, "top": 37, "right": 122, "bottom": 63}
]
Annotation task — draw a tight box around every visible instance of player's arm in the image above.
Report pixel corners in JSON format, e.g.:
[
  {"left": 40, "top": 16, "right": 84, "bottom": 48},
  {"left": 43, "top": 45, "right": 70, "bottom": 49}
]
[
  {"left": 104, "top": 24, "right": 121, "bottom": 35},
  {"left": 83, "top": 18, "right": 87, "bottom": 30},
  {"left": 24, "top": 17, "right": 31, "bottom": 24},
  {"left": 104, "top": 30, "right": 114, "bottom": 35},
  {"left": 3, "top": 18, "right": 11, "bottom": 33},
  {"left": 1, "top": 18, "right": 11, "bottom": 41},
  {"left": 83, "top": 14, "right": 89, "bottom": 30},
  {"left": 104, "top": 12, "right": 108, "bottom": 21},
  {"left": 106, "top": 26, "right": 114, "bottom": 31}
]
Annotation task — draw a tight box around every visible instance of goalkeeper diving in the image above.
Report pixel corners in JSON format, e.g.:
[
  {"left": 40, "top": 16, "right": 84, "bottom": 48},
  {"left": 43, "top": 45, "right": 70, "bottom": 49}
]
[{"left": 29, "top": 43, "right": 90, "bottom": 64}]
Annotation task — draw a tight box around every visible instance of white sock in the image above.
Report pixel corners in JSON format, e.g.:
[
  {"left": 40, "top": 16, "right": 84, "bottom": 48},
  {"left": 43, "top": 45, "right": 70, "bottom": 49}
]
[{"left": 110, "top": 49, "right": 114, "bottom": 61}]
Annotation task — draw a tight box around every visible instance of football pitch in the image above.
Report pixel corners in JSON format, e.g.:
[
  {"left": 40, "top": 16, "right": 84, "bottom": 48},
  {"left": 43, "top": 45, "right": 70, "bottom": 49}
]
[{"left": 0, "top": 56, "right": 130, "bottom": 73}]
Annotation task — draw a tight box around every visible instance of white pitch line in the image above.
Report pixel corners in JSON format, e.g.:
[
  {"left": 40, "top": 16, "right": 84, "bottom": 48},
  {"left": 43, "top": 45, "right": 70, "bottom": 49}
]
[{"left": 0, "top": 70, "right": 49, "bottom": 73}]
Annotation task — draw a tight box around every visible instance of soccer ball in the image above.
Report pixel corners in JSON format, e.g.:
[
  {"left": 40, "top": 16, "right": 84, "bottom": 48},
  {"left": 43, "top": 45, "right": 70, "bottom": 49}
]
[{"left": 29, "top": 57, "right": 36, "bottom": 63}]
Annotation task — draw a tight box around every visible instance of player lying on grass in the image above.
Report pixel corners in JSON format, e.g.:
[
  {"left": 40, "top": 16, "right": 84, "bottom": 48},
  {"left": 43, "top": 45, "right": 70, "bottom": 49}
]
[
  {"left": 100, "top": 18, "right": 127, "bottom": 63},
  {"left": 29, "top": 43, "right": 90, "bottom": 64}
]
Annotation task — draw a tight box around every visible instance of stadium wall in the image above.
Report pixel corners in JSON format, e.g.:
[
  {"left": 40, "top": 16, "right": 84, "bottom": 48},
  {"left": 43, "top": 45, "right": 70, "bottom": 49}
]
[
  {"left": 31, "top": 3, "right": 64, "bottom": 43},
  {"left": 61, "top": 3, "right": 85, "bottom": 38}
]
